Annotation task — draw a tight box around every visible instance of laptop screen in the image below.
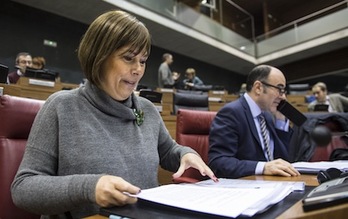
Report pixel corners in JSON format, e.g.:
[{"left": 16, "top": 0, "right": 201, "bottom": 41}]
[
  {"left": 314, "top": 104, "right": 329, "bottom": 112},
  {"left": 0, "top": 64, "right": 9, "bottom": 84}
]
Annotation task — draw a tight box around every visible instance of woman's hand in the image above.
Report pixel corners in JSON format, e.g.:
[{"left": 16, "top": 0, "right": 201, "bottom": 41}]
[
  {"left": 172, "top": 153, "right": 218, "bottom": 182},
  {"left": 95, "top": 175, "right": 140, "bottom": 207}
]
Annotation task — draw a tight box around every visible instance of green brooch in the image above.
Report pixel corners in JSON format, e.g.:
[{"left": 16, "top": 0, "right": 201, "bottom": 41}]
[{"left": 133, "top": 108, "right": 144, "bottom": 126}]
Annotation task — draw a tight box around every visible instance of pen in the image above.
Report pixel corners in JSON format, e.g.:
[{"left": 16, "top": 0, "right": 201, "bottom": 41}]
[
  {"left": 109, "top": 215, "right": 122, "bottom": 219},
  {"left": 122, "top": 191, "right": 139, "bottom": 198},
  {"left": 109, "top": 215, "right": 132, "bottom": 219}
]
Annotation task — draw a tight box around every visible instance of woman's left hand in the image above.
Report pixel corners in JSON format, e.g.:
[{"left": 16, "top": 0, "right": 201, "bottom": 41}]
[{"left": 172, "top": 153, "right": 218, "bottom": 182}]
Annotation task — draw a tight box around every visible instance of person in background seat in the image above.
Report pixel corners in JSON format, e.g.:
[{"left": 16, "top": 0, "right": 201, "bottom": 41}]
[
  {"left": 31, "top": 56, "right": 46, "bottom": 70},
  {"left": 183, "top": 68, "right": 204, "bottom": 90},
  {"left": 308, "top": 82, "right": 348, "bottom": 112},
  {"left": 8, "top": 52, "right": 32, "bottom": 84}
]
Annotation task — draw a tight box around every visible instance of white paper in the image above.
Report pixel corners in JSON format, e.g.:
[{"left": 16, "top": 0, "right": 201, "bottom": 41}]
[
  {"left": 137, "top": 178, "right": 297, "bottom": 218},
  {"left": 195, "top": 178, "right": 304, "bottom": 191},
  {"left": 292, "top": 161, "right": 348, "bottom": 173}
]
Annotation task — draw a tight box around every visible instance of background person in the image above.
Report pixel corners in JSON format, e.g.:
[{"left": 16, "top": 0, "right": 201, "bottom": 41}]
[
  {"left": 7, "top": 52, "right": 32, "bottom": 84},
  {"left": 11, "top": 10, "right": 217, "bottom": 219},
  {"left": 308, "top": 82, "right": 348, "bottom": 112},
  {"left": 183, "top": 67, "right": 204, "bottom": 90},
  {"left": 158, "top": 53, "right": 179, "bottom": 88},
  {"left": 31, "top": 56, "right": 46, "bottom": 70},
  {"left": 209, "top": 65, "right": 300, "bottom": 179}
]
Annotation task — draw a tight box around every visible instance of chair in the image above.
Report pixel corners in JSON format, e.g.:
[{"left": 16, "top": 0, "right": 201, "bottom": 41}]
[
  {"left": 176, "top": 89, "right": 203, "bottom": 95},
  {"left": 0, "top": 95, "right": 44, "bottom": 219},
  {"left": 174, "top": 109, "right": 217, "bottom": 183},
  {"left": 287, "top": 83, "right": 310, "bottom": 95},
  {"left": 139, "top": 90, "right": 162, "bottom": 103},
  {"left": 290, "top": 112, "right": 348, "bottom": 162},
  {"left": 172, "top": 92, "right": 209, "bottom": 115}
]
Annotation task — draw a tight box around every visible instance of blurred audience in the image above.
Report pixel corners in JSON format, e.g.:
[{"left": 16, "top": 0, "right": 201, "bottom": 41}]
[
  {"left": 8, "top": 52, "right": 32, "bottom": 84},
  {"left": 238, "top": 83, "right": 247, "bottom": 97},
  {"left": 158, "top": 53, "right": 180, "bottom": 88},
  {"left": 183, "top": 68, "right": 204, "bottom": 90},
  {"left": 31, "top": 56, "right": 46, "bottom": 70},
  {"left": 308, "top": 82, "right": 348, "bottom": 112},
  {"left": 340, "top": 83, "right": 348, "bottom": 98}
]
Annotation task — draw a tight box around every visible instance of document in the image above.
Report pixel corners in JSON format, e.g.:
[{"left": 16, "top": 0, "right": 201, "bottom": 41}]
[
  {"left": 137, "top": 179, "right": 303, "bottom": 218},
  {"left": 292, "top": 160, "right": 348, "bottom": 174}
]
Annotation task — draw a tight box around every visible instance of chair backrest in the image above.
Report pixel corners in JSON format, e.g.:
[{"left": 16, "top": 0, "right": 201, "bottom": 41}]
[
  {"left": 173, "top": 92, "right": 209, "bottom": 115},
  {"left": 0, "top": 95, "right": 44, "bottom": 219},
  {"left": 290, "top": 112, "right": 348, "bottom": 162},
  {"left": 176, "top": 89, "right": 203, "bottom": 95},
  {"left": 175, "top": 109, "right": 217, "bottom": 182},
  {"left": 139, "top": 90, "right": 162, "bottom": 103}
]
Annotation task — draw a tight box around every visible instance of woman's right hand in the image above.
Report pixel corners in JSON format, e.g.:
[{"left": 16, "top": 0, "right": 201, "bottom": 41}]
[{"left": 95, "top": 175, "right": 140, "bottom": 207}]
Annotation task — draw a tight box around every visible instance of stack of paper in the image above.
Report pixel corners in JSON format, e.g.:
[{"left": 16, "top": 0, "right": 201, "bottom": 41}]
[
  {"left": 137, "top": 179, "right": 304, "bottom": 218},
  {"left": 292, "top": 161, "right": 348, "bottom": 174}
]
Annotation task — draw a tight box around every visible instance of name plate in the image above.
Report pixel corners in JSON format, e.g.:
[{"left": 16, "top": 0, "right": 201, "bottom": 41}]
[{"left": 29, "top": 79, "right": 55, "bottom": 87}]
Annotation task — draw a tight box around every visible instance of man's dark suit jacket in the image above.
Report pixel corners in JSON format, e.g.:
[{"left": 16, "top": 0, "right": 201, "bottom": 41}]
[{"left": 208, "top": 96, "right": 293, "bottom": 179}]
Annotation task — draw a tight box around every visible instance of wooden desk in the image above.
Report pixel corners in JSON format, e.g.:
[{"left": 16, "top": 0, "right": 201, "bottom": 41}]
[
  {"left": 242, "top": 174, "right": 319, "bottom": 187},
  {"left": 84, "top": 174, "right": 348, "bottom": 219},
  {"left": 243, "top": 175, "right": 348, "bottom": 219},
  {"left": 1, "top": 77, "right": 78, "bottom": 100}
]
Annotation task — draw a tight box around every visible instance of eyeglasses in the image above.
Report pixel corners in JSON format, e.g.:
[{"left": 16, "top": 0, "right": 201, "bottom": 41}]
[{"left": 260, "top": 81, "right": 286, "bottom": 95}]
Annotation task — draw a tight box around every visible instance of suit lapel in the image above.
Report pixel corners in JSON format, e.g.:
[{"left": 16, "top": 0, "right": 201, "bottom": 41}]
[{"left": 240, "top": 96, "right": 262, "bottom": 146}]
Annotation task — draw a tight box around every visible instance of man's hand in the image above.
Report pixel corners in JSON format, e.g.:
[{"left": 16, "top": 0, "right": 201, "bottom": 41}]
[{"left": 263, "top": 158, "right": 300, "bottom": 176}]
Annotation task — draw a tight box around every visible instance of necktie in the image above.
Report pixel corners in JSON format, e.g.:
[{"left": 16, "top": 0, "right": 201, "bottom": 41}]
[{"left": 259, "top": 114, "right": 272, "bottom": 161}]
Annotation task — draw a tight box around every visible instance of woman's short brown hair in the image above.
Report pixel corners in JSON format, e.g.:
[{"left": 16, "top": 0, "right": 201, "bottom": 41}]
[{"left": 78, "top": 10, "right": 151, "bottom": 88}]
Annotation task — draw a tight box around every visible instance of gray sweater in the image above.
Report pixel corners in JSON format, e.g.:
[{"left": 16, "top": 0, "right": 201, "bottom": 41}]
[{"left": 11, "top": 81, "right": 195, "bottom": 218}]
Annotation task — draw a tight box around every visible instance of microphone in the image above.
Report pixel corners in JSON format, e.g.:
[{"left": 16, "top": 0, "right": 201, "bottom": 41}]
[{"left": 277, "top": 100, "right": 307, "bottom": 126}]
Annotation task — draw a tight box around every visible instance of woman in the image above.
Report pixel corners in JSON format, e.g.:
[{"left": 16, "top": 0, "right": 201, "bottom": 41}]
[{"left": 11, "top": 10, "right": 217, "bottom": 218}]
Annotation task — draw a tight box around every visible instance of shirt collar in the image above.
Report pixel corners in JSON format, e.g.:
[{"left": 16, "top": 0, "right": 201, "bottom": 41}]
[{"left": 244, "top": 93, "right": 262, "bottom": 118}]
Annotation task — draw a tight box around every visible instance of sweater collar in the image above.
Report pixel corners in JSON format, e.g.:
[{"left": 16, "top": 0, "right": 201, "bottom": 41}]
[{"left": 81, "top": 81, "right": 141, "bottom": 121}]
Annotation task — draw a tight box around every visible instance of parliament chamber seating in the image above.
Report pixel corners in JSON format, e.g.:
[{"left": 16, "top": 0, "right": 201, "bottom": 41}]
[
  {"left": 0, "top": 95, "right": 43, "bottom": 219},
  {"left": 173, "top": 109, "right": 217, "bottom": 183},
  {"left": 172, "top": 92, "right": 209, "bottom": 115}
]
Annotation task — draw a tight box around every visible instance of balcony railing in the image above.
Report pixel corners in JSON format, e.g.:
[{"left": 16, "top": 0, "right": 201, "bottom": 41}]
[{"left": 116, "top": 0, "right": 348, "bottom": 58}]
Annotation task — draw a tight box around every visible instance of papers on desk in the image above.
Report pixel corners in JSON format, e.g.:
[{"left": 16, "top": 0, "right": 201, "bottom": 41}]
[
  {"left": 137, "top": 178, "right": 304, "bottom": 218},
  {"left": 292, "top": 160, "right": 348, "bottom": 174}
]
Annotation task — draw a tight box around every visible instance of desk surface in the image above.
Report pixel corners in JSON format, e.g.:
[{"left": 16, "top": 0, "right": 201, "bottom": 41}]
[{"left": 84, "top": 174, "right": 348, "bottom": 219}]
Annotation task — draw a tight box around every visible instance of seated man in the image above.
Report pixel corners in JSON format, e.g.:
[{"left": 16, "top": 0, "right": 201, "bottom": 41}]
[
  {"left": 209, "top": 65, "right": 300, "bottom": 179},
  {"left": 308, "top": 82, "right": 348, "bottom": 112},
  {"left": 8, "top": 52, "right": 32, "bottom": 84}
]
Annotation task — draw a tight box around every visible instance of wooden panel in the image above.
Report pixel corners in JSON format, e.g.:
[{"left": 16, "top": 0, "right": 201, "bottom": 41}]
[
  {"left": 225, "top": 94, "right": 239, "bottom": 103},
  {"left": 287, "top": 95, "right": 306, "bottom": 104},
  {"left": 158, "top": 167, "right": 174, "bottom": 185},
  {"left": 1, "top": 84, "right": 21, "bottom": 96},
  {"left": 287, "top": 94, "right": 309, "bottom": 113},
  {"left": 209, "top": 101, "right": 225, "bottom": 112},
  {"left": 162, "top": 115, "right": 177, "bottom": 139},
  {"left": 1, "top": 77, "right": 79, "bottom": 100}
]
